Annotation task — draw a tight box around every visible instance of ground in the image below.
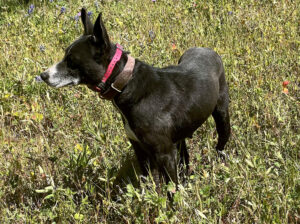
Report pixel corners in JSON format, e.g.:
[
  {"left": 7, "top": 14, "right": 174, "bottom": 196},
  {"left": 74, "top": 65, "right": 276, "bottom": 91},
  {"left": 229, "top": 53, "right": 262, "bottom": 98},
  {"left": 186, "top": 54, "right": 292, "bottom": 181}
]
[{"left": 0, "top": 0, "right": 299, "bottom": 223}]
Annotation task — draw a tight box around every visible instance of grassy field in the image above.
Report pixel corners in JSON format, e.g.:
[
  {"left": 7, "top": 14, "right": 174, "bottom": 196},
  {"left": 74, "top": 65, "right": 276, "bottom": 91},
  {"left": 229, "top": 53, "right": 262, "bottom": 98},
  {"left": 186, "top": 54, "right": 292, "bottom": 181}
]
[{"left": 0, "top": 0, "right": 299, "bottom": 223}]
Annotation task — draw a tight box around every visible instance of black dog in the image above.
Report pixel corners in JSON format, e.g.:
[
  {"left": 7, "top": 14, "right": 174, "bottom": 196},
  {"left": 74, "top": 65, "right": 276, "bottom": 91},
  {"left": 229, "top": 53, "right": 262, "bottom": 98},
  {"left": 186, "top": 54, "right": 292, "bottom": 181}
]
[{"left": 39, "top": 8, "right": 230, "bottom": 186}]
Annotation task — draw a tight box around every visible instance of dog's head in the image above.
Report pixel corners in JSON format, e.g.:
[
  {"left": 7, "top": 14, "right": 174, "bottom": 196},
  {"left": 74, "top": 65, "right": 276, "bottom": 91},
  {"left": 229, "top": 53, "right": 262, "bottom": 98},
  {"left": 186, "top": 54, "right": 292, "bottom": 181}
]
[{"left": 39, "top": 8, "right": 112, "bottom": 88}]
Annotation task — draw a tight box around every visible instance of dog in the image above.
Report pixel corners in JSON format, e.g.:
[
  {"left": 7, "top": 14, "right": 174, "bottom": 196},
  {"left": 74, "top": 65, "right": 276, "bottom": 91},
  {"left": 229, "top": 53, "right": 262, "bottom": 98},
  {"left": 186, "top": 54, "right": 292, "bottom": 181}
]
[{"left": 38, "top": 8, "right": 230, "bottom": 187}]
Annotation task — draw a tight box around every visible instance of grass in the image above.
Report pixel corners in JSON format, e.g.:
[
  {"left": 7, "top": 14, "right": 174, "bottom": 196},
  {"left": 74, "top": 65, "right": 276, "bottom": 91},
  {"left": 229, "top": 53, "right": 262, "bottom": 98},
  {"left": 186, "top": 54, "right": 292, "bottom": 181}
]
[{"left": 0, "top": 0, "right": 299, "bottom": 223}]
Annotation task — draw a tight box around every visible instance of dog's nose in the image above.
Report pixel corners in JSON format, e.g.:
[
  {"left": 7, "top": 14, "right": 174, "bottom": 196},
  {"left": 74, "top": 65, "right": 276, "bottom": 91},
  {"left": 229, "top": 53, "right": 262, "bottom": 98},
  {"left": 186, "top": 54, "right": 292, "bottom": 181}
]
[
  {"left": 35, "top": 75, "right": 43, "bottom": 83},
  {"left": 40, "top": 72, "right": 49, "bottom": 81}
]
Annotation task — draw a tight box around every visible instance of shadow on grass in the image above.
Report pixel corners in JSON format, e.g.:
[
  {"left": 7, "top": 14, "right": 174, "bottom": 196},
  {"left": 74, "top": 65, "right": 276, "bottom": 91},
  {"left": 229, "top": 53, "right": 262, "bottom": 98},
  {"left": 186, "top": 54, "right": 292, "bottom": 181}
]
[{"left": 1, "top": 147, "right": 141, "bottom": 211}]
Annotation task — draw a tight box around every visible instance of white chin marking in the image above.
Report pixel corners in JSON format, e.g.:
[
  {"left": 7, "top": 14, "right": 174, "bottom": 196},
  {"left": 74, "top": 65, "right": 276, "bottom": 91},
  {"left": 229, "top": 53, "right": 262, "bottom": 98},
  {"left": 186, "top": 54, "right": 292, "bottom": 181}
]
[
  {"left": 53, "top": 78, "right": 80, "bottom": 88},
  {"left": 53, "top": 81, "right": 72, "bottom": 88}
]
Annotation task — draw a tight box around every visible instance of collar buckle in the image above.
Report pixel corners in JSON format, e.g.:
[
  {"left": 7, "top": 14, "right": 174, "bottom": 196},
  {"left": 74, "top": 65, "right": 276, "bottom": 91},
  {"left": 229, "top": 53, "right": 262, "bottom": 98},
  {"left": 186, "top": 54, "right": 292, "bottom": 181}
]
[{"left": 111, "top": 83, "right": 122, "bottom": 93}]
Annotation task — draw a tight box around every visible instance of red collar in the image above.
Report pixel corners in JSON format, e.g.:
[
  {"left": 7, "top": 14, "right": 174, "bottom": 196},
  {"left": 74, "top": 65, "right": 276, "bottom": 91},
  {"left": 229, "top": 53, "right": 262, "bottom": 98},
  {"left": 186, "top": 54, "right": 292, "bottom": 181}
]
[
  {"left": 90, "top": 44, "right": 135, "bottom": 100},
  {"left": 93, "top": 43, "right": 123, "bottom": 92},
  {"left": 102, "top": 43, "right": 123, "bottom": 83}
]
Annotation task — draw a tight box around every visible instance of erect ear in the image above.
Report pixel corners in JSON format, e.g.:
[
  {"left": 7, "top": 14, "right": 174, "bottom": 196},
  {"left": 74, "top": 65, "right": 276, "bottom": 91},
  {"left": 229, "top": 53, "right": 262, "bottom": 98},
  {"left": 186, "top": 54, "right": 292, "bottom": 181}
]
[
  {"left": 81, "top": 8, "right": 93, "bottom": 35},
  {"left": 93, "top": 13, "right": 110, "bottom": 49}
]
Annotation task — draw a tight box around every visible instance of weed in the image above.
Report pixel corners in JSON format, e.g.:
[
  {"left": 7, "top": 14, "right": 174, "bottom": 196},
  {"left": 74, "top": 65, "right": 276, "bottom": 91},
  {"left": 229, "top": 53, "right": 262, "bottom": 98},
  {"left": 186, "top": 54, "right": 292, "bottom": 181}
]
[{"left": 0, "top": 0, "right": 299, "bottom": 223}]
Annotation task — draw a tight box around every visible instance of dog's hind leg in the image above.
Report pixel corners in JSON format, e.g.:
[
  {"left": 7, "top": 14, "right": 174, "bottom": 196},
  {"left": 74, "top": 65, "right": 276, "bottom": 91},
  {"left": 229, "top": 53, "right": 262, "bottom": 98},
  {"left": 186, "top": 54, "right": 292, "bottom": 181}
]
[{"left": 212, "top": 77, "right": 231, "bottom": 158}]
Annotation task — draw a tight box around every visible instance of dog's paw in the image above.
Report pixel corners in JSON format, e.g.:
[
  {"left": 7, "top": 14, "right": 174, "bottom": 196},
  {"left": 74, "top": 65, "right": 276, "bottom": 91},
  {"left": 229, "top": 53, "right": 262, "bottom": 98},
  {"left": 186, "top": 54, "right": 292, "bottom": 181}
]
[{"left": 217, "top": 151, "right": 229, "bottom": 162}]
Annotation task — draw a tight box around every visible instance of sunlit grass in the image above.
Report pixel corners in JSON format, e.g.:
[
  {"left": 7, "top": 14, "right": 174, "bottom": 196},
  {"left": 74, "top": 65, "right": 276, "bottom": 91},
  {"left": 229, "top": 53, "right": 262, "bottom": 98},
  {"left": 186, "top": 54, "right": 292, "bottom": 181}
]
[{"left": 0, "top": 0, "right": 299, "bottom": 223}]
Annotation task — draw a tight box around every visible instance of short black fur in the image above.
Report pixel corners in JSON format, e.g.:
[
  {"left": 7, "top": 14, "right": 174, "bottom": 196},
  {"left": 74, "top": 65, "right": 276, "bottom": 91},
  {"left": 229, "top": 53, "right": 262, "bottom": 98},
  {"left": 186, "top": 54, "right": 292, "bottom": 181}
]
[{"left": 40, "top": 8, "right": 231, "bottom": 188}]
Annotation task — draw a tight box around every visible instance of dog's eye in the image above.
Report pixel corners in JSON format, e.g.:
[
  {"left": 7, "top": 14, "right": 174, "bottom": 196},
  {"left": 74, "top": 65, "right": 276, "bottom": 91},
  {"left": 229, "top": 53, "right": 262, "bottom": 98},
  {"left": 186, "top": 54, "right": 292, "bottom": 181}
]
[
  {"left": 93, "top": 53, "right": 102, "bottom": 62},
  {"left": 66, "top": 56, "right": 77, "bottom": 69}
]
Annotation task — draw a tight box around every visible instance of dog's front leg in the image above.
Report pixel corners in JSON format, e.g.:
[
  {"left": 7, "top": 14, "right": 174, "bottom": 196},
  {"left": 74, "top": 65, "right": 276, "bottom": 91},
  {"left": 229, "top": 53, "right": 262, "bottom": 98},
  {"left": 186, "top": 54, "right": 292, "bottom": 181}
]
[
  {"left": 130, "top": 140, "right": 149, "bottom": 176},
  {"left": 152, "top": 142, "right": 178, "bottom": 187},
  {"left": 129, "top": 140, "right": 165, "bottom": 189}
]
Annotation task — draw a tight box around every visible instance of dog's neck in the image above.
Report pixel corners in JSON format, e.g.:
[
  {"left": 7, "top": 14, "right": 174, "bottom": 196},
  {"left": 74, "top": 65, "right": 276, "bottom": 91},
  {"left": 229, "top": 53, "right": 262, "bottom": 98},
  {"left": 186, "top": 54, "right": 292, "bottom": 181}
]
[
  {"left": 98, "top": 44, "right": 154, "bottom": 102},
  {"left": 98, "top": 44, "right": 160, "bottom": 111},
  {"left": 113, "top": 58, "right": 158, "bottom": 106}
]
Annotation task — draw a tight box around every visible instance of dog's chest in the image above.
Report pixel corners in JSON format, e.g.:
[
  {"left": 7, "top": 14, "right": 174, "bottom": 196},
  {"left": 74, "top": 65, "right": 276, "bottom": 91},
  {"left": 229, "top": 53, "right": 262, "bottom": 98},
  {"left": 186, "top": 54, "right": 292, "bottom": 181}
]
[{"left": 112, "top": 101, "right": 140, "bottom": 142}]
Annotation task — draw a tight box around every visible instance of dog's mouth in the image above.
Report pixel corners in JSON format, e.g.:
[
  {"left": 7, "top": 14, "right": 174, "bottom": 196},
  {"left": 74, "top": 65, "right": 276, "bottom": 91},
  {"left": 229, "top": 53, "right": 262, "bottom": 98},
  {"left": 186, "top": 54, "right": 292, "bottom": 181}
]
[
  {"left": 35, "top": 75, "right": 80, "bottom": 88},
  {"left": 87, "top": 84, "right": 101, "bottom": 92},
  {"left": 51, "top": 81, "right": 76, "bottom": 88},
  {"left": 36, "top": 74, "right": 98, "bottom": 92}
]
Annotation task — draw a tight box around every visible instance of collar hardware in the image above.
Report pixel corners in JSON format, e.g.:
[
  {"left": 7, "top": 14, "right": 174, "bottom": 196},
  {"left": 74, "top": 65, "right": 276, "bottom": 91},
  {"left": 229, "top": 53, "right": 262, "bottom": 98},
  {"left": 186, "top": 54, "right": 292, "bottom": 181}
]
[
  {"left": 92, "top": 44, "right": 135, "bottom": 100},
  {"left": 111, "top": 83, "right": 122, "bottom": 93}
]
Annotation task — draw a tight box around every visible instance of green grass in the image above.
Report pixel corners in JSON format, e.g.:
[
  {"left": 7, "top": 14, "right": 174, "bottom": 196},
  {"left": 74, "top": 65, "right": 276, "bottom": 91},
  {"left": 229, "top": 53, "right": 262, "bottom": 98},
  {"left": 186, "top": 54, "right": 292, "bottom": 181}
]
[{"left": 0, "top": 0, "right": 299, "bottom": 223}]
